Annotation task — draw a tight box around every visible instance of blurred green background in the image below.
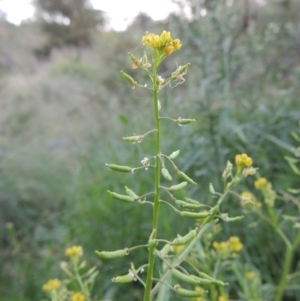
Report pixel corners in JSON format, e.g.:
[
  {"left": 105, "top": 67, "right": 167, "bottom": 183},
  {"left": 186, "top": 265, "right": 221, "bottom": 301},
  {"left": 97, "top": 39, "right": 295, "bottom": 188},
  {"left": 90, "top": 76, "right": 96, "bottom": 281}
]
[{"left": 0, "top": 0, "right": 299, "bottom": 300}]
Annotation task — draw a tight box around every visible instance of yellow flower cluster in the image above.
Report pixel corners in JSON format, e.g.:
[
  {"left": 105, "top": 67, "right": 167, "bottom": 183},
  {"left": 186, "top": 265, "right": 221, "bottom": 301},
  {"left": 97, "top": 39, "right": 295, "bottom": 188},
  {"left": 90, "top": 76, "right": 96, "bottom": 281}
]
[
  {"left": 65, "top": 245, "right": 83, "bottom": 258},
  {"left": 213, "top": 236, "right": 243, "bottom": 254},
  {"left": 235, "top": 153, "right": 253, "bottom": 168},
  {"left": 42, "top": 278, "right": 61, "bottom": 293},
  {"left": 193, "top": 286, "right": 206, "bottom": 301},
  {"left": 172, "top": 244, "right": 185, "bottom": 254},
  {"left": 240, "top": 191, "right": 262, "bottom": 209},
  {"left": 72, "top": 292, "right": 86, "bottom": 301},
  {"left": 246, "top": 271, "right": 255, "bottom": 280},
  {"left": 219, "top": 295, "right": 229, "bottom": 301},
  {"left": 254, "top": 177, "right": 268, "bottom": 190},
  {"left": 142, "top": 30, "right": 182, "bottom": 56}
]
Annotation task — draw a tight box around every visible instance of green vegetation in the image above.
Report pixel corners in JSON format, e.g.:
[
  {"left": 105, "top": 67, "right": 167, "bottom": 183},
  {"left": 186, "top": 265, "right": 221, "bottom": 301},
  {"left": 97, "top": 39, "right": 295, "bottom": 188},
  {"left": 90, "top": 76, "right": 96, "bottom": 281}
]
[{"left": 0, "top": 1, "right": 299, "bottom": 300}]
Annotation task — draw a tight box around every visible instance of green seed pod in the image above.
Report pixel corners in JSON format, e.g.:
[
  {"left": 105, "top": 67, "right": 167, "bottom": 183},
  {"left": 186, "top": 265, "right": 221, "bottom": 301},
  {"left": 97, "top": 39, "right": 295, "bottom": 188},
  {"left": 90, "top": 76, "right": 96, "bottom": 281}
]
[
  {"left": 106, "top": 164, "right": 132, "bottom": 173},
  {"left": 162, "top": 168, "right": 172, "bottom": 181},
  {"left": 176, "top": 118, "right": 196, "bottom": 125},
  {"left": 122, "top": 135, "right": 143, "bottom": 143},
  {"left": 197, "top": 272, "right": 227, "bottom": 286},
  {"left": 157, "top": 99, "right": 161, "bottom": 111},
  {"left": 107, "top": 191, "right": 135, "bottom": 203},
  {"left": 157, "top": 244, "right": 171, "bottom": 257},
  {"left": 120, "top": 70, "right": 138, "bottom": 86},
  {"left": 125, "top": 186, "right": 139, "bottom": 199},
  {"left": 169, "top": 150, "right": 180, "bottom": 160},
  {"left": 128, "top": 52, "right": 140, "bottom": 65},
  {"left": 95, "top": 248, "right": 129, "bottom": 259},
  {"left": 178, "top": 63, "right": 191, "bottom": 75},
  {"left": 173, "top": 284, "right": 207, "bottom": 298},
  {"left": 184, "top": 197, "right": 202, "bottom": 205},
  {"left": 171, "top": 269, "right": 199, "bottom": 285},
  {"left": 209, "top": 182, "right": 215, "bottom": 194},
  {"left": 148, "top": 239, "right": 158, "bottom": 248},
  {"left": 168, "top": 181, "right": 187, "bottom": 191},
  {"left": 177, "top": 171, "right": 197, "bottom": 185},
  {"left": 180, "top": 211, "right": 210, "bottom": 219},
  {"left": 224, "top": 215, "right": 244, "bottom": 222},
  {"left": 175, "top": 200, "right": 203, "bottom": 210},
  {"left": 172, "top": 229, "right": 197, "bottom": 245},
  {"left": 112, "top": 273, "right": 134, "bottom": 283},
  {"left": 190, "top": 275, "right": 213, "bottom": 285}
]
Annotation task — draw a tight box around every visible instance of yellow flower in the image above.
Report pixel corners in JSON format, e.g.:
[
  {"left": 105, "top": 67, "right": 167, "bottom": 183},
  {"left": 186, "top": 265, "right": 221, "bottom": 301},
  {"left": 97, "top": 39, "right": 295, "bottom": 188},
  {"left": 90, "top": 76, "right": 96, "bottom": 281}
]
[
  {"left": 229, "top": 236, "right": 243, "bottom": 253},
  {"left": 65, "top": 245, "right": 83, "bottom": 258},
  {"left": 193, "top": 286, "right": 206, "bottom": 301},
  {"left": 246, "top": 271, "right": 255, "bottom": 280},
  {"left": 213, "top": 241, "right": 229, "bottom": 251},
  {"left": 42, "top": 279, "right": 61, "bottom": 293},
  {"left": 172, "top": 244, "right": 185, "bottom": 254},
  {"left": 163, "top": 44, "right": 174, "bottom": 56},
  {"left": 219, "top": 295, "right": 229, "bottom": 301},
  {"left": 235, "top": 153, "right": 253, "bottom": 168},
  {"left": 160, "top": 30, "right": 172, "bottom": 44},
  {"left": 173, "top": 39, "right": 182, "bottom": 50},
  {"left": 254, "top": 177, "right": 268, "bottom": 190},
  {"left": 71, "top": 292, "right": 86, "bottom": 301}
]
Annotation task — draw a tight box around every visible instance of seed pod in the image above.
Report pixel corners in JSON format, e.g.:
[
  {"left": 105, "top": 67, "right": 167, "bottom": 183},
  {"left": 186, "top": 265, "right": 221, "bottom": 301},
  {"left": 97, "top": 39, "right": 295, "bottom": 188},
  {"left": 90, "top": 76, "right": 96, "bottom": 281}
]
[
  {"left": 157, "top": 244, "right": 171, "bottom": 257},
  {"left": 224, "top": 215, "right": 244, "bottom": 222},
  {"left": 107, "top": 191, "right": 135, "bottom": 203},
  {"left": 125, "top": 186, "right": 139, "bottom": 199},
  {"left": 178, "top": 63, "right": 191, "bottom": 75},
  {"left": 120, "top": 70, "right": 138, "bottom": 86},
  {"left": 172, "top": 229, "right": 197, "bottom": 245},
  {"left": 184, "top": 197, "right": 202, "bottom": 205},
  {"left": 112, "top": 273, "right": 134, "bottom": 283},
  {"left": 122, "top": 135, "right": 143, "bottom": 143},
  {"left": 176, "top": 118, "right": 196, "bottom": 125},
  {"left": 106, "top": 164, "right": 132, "bottom": 173},
  {"left": 180, "top": 211, "right": 210, "bottom": 219},
  {"left": 177, "top": 171, "right": 197, "bottom": 185},
  {"left": 190, "top": 275, "right": 213, "bottom": 285},
  {"left": 168, "top": 181, "right": 187, "bottom": 191},
  {"left": 169, "top": 150, "right": 180, "bottom": 160},
  {"left": 173, "top": 284, "right": 207, "bottom": 298},
  {"left": 148, "top": 239, "right": 158, "bottom": 248},
  {"left": 171, "top": 269, "right": 200, "bottom": 285},
  {"left": 209, "top": 182, "right": 215, "bottom": 194},
  {"left": 197, "top": 272, "right": 227, "bottom": 286},
  {"left": 175, "top": 200, "right": 203, "bottom": 210},
  {"left": 95, "top": 248, "right": 129, "bottom": 259},
  {"left": 162, "top": 168, "right": 172, "bottom": 181}
]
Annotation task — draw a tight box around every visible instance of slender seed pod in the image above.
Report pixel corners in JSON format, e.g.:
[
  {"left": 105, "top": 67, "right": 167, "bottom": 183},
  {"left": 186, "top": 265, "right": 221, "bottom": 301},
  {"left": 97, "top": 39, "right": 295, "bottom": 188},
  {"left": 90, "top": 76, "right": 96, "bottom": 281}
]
[
  {"left": 162, "top": 168, "right": 172, "bottom": 181},
  {"left": 171, "top": 269, "right": 200, "bottom": 285},
  {"left": 175, "top": 200, "right": 203, "bottom": 209},
  {"left": 106, "top": 164, "right": 132, "bottom": 173},
  {"left": 169, "top": 150, "right": 180, "bottom": 160},
  {"left": 173, "top": 284, "right": 207, "bottom": 297},
  {"left": 112, "top": 273, "right": 135, "bottom": 283},
  {"left": 168, "top": 181, "right": 187, "bottom": 191},
  {"left": 107, "top": 191, "right": 135, "bottom": 203},
  {"left": 197, "top": 272, "right": 228, "bottom": 286},
  {"left": 157, "top": 244, "right": 171, "bottom": 257},
  {"left": 224, "top": 215, "right": 244, "bottom": 222},
  {"left": 95, "top": 248, "right": 129, "bottom": 259},
  {"left": 184, "top": 197, "right": 202, "bottom": 205},
  {"left": 189, "top": 275, "right": 213, "bottom": 285},
  {"left": 180, "top": 211, "right": 210, "bottom": 219},
  {"left": 177, "top": 171, "right": 197, "bottom": 185},
  {"left": 122, "top": 135, "right": 143, "bottom": 143},
  {"left": 176, "top": 118, "right": 196, "bottom": 125},
  {"left": 125, "top": 186, "right": 139, "bottom": 199},
  {"left": 120, "top": 70, "right": 138, "bottom": 86},
  {"left": 172, "top": 229, "right": 197, "bottom": 245}
]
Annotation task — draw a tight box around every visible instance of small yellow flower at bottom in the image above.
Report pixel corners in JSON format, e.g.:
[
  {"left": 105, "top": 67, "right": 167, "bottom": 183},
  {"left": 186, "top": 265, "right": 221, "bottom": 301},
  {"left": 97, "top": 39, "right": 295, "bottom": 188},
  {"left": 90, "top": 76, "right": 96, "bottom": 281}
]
[
  {"left": 219, "top": 295, "right": 229, "bottom": 301},
  {"left": 42, "top": 278, "right": 61, "bottom": 293},
  {"left": 65, "top": 245, "right": 83, "bottom": 258},
  {"left": 193, "top": 286, "right": 206, "bottom": 301},
  {"left": 71, "top": 292, "right": 86, "bottom": 301},
  {"left": 254, "top": 177, "right": 268, "bottom": 190},
  {"left": 172, "top": 244, "right": 185, "bottom": 254},
  {"left": 246, "top": 271, "right": 255, "bottom": 280}
]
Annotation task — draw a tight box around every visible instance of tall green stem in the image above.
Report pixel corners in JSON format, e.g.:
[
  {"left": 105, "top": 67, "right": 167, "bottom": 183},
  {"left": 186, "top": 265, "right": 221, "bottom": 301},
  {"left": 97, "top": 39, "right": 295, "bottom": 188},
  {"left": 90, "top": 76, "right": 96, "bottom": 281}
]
[
  {"left": 275, "top": 230, "right": 300, "bottom": 301},
  {"left": 143, "top": 63, "right": 161, "bottom": 301}
]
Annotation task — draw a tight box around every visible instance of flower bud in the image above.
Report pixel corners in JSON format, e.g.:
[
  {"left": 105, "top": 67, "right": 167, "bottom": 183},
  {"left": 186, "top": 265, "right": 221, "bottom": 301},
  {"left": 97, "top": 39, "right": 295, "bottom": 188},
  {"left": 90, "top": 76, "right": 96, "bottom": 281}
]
[
  {"left": 162, "top": 168, "right": 172, "bottom": 181},
  {"left": 168, "top": 181, "right": 187, "bottom": 191},
  {"left": 106, "top": 164, "right": 132, "bottom": 173},
  {"left": 107, "top": 191, "right": 135, "bottom": 202},
  {"left": 168, "top": 150, "right": 180, "bottom": 160},
  {"left": 95, "top": 248, "right": 129, "bottom": 259},
  {"left": 180, "top": 211, "right": 210, "bottom": 219},
  {"left": 177, "top": 171, "right": 197, "bottom": 185}
]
